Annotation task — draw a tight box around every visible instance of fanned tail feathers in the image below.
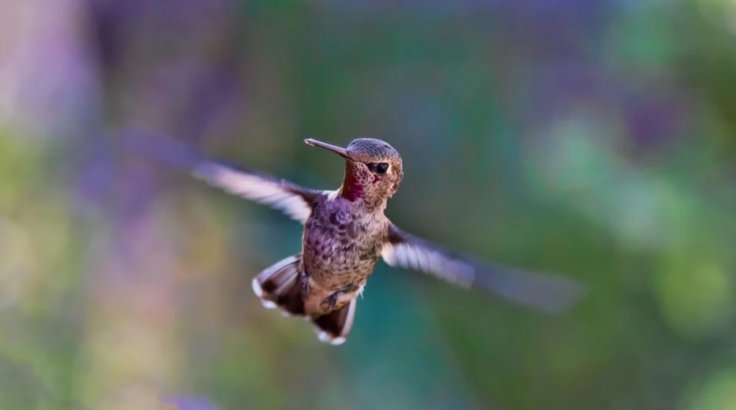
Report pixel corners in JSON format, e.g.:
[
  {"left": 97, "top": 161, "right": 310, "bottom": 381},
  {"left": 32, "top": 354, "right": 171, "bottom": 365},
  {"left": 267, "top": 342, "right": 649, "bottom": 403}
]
[
  {"left": 252, "top": 255, "right": 305, "bottom": 316},
  {"left": 252, "top": 255, "right": 356, "bottom": 345}
]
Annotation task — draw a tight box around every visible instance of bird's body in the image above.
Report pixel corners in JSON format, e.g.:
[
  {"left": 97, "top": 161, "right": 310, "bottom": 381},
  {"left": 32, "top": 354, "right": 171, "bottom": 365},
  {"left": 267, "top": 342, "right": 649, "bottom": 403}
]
[
  {"left": 301, "top": 191, "right": 387, "bottom": 315},
  {"left": 136, "top": 135, "right": 584, "bottom": 345}
]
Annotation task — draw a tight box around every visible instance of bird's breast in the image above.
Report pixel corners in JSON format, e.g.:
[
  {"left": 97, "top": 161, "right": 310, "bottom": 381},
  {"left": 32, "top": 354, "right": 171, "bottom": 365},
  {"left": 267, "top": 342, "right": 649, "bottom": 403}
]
[{"left": 301, "top": 199, "right": 387, "bottom": 291}]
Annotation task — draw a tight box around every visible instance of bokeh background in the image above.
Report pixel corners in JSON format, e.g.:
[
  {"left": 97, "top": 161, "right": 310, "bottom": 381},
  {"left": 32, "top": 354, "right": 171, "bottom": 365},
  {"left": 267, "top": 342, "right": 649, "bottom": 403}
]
[{"left": 2, "top": 1, "right": 736, "bottom": 409}]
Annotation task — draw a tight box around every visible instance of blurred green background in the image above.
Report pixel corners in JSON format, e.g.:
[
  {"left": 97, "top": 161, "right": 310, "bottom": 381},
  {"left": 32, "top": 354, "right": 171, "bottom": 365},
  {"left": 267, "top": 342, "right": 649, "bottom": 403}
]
[{"left": 1, "top": 1, "right": 736, "bottom": 409}]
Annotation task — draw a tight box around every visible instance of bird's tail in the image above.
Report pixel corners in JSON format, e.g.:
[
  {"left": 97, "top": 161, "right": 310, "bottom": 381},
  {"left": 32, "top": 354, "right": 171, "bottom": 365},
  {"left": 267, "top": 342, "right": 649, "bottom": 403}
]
[
  {"left": 252, "top": 254, "right": 357, "bottom": 345},
  {"left": 252, "top": 255, "right": 305, "bottom": 316},
  {"left": 312, "top": 299, "right": 356, "bottom": 345}
]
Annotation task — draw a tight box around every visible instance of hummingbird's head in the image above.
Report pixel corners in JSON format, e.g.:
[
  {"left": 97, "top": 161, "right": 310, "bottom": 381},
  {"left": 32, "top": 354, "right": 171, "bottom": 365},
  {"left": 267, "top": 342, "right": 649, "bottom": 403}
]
[{"left": 305, "top": 137, "right": 404, "bottom": 207}]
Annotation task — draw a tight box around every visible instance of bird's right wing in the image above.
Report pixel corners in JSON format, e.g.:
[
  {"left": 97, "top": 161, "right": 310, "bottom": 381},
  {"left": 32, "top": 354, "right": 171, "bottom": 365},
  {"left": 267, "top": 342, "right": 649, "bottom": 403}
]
[
  {"left": 127, "top": 132, "right": 321, "bottom": 223},
  {"left": 381, "top": 223, "right": 585, "bottom": 313},
  {"left": 192, "top": 162, "right": 319, "bottom": 223}
]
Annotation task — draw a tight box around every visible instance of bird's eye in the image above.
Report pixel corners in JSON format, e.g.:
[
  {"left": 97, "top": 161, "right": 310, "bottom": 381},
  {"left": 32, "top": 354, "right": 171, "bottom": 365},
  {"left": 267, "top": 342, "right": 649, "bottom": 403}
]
[{"left": 374, "top": 162, "right": 389, "bottom": 174}]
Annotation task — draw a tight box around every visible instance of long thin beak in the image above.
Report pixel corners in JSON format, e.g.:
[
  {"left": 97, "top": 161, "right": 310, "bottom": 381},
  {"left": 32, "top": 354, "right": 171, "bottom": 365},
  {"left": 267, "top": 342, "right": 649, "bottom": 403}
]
[{"left": 304, "top": 138, "right": 352, "bottom": 159}]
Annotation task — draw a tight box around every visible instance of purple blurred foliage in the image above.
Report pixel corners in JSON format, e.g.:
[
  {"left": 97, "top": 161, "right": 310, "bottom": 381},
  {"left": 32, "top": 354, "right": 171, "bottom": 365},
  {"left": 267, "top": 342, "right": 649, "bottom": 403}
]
[
  {"left": 115, "top": 155, "right": 162, "bottom": 223},
  {"left": 86, "top": 1, "right": 133, "bottom": 72},
  {"left": 514, "top": 60, "right": 601, "bottom": 127},
  {"left": 164, "top": 395, "right": 221, "bottom": 410},
  {"left": 75, "top": 0, "right": 246, "bottom": 223},
  {"left": 75, "top": 138, "right": 118, "bottom": 208},
  {"left": 623, "top": 90, "right": 689, "bottom": 151},
  {"left": 327, "top": 0, "right": 614, "bottom": 14},
  {"left": 73, "top": 133, "right": 163, "bottom": 233},
  {"left": 86, "top": 0, "right": 245, "bottom": 141},
  {"left": 128, "top": 60, "right": 241, "bottom": 140}
]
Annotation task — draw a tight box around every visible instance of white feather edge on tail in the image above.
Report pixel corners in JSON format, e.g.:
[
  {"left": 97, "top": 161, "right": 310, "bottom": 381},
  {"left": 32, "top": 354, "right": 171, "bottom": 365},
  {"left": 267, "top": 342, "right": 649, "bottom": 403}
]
[
  {"left": 251, "top": 277, "right": 277, "bottom": 309},
  {"left": 251, "top": 255, "right": 303, "bottom": 314},
  {"left": 316, "top": 299, "right": 356, "bottom": 346}
]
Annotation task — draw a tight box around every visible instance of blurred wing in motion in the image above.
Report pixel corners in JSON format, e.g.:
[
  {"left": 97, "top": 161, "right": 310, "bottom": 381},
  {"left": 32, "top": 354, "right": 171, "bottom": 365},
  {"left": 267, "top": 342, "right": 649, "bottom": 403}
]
[
  {"left": 193, "top": 162, "right": 319, "bottom": 223},
  {"left": 381, "top": 223, "right": 585, "bottom": 313},
  {"left": 126, "top": 132, "right": 321, "bottom": 223}
]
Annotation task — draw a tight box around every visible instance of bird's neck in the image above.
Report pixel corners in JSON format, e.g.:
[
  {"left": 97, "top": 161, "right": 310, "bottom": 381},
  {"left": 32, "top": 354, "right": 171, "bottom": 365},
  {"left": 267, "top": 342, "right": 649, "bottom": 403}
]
[
  {"left": 340, "top": 166, "right": 364, "bottom": 202},
  {"left": 339, "top": 163, "right": 387, "bottom": 212}
]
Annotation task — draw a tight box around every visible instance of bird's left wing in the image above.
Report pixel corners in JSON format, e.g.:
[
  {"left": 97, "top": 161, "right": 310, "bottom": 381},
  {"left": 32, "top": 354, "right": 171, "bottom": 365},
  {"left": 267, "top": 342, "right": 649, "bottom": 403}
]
[
  {"left": 127, "top": 132, "right": 320, "bottom": 223},
  {"left": 381, "top": 223, "right": 585, "bottom": 313}
]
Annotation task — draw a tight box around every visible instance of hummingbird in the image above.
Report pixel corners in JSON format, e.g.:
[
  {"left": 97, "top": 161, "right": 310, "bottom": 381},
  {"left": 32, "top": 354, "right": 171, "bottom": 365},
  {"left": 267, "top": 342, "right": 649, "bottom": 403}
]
[{"left": 135, "top": 135, "right": 584, "bottom": 345}]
